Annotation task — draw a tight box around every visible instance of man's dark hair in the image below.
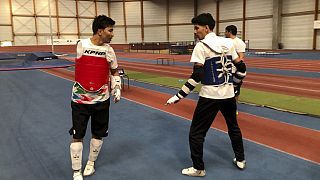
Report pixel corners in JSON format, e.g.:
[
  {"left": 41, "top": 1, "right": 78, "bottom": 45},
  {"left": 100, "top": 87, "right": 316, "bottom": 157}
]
[
  {"left": 92, "top": 15, "right": 115, "bottom": 34},
  {"left": 191, "top": 13, "right": 215, "bottom": 30},
  {"left": 225, "top": 25, "right": 237, "bottom": 36}
]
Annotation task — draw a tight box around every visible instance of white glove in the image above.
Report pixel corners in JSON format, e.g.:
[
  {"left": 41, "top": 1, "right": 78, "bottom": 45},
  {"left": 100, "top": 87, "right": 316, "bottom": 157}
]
[
  {"left": 110, "top": 75, "right": 121, "bottom": 90},
  {"left": 165, "top": 95, "right": 180, "bottom": 105},
  {"left": 111, "top": 87, "right": 121, "bottom": 103}
]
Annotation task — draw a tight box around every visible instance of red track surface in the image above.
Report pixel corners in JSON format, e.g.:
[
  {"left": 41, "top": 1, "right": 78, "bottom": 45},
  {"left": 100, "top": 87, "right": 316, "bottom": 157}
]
[
  {"left": 41, "top": 68, "right": 320, "bottom": 164},
  {"left": 245, "top": 57, "right": 320, "bottom": 73},
  {"left": 117, "top": 60, "right": 320, "bottom": 99},
  {"left": 64, "top": 54, "right": 320, "bottom": 98},
  {"left": 116, "top": 52, "right": 320, "bottom": 72}
]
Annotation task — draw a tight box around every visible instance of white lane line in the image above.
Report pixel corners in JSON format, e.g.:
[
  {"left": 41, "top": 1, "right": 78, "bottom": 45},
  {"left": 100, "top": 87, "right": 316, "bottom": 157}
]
[{"left": 245, "top": 81, "right": 320, "bottom": 92}]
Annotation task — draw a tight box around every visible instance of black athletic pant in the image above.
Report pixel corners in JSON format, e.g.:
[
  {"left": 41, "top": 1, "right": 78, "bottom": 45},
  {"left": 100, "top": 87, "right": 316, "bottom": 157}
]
[{"left": 189, "top": 96, "right": 245, "bottom": 170}]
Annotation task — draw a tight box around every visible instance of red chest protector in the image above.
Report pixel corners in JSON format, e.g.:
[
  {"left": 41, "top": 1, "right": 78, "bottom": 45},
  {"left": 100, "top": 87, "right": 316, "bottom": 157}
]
[{"left": 75, "top": 55, "right": 110, "bottom": 92}]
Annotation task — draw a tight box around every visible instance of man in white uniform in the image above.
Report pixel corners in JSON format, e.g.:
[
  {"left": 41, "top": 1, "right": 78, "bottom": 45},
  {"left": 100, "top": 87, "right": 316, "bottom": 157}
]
[
  {"left": 225, "top": 25, "right": 246, "bottom": 98},
  {"left": 166, "top": 13, "right": 247, "bottom": 177}
]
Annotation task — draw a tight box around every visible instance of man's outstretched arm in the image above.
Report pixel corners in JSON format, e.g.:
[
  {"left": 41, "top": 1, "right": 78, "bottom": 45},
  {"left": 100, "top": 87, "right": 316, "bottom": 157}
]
[{"left": 166, "top": 63, "right": 203, "bottom": 105}]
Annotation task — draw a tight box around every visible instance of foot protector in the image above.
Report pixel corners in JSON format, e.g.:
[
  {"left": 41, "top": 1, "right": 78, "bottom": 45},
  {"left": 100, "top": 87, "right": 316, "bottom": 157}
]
[
  {"left": 73, "top": 171, "right": 83, "bottom": 180},
  {"left": 83, "top": 161, "right": 95, "bottom": 176}
]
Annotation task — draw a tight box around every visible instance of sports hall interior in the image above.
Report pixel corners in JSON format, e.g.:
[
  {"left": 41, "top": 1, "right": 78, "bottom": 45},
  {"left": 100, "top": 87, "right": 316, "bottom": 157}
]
[{"left": 0, "top": 0, "right": 319, "bottom": 180}]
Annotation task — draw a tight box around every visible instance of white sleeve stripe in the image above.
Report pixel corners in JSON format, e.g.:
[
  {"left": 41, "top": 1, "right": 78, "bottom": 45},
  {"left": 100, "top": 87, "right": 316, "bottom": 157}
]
[
  {"left": 236, "top": 71, "right": 246, "bottom": 77},
  {"left": 187, "top": 78, "right": 198, "bottom": 87},
  {"left": 177, "top": 93, "right": 184, "bottom": 99},
  {"left": 181, "top": 85, "right": 191, "bottom": 95}
]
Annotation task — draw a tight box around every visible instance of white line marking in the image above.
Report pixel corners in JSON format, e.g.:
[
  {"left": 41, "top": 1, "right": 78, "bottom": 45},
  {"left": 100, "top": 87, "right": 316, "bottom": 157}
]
[{"left": 245, "top": 81, "right": 320, "bottom": 92}]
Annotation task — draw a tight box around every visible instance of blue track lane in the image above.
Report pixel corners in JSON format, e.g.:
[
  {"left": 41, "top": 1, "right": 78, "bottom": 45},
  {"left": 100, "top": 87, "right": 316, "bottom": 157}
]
[{"left": 0, "top": 70, "right": 319, "bottom": 180}]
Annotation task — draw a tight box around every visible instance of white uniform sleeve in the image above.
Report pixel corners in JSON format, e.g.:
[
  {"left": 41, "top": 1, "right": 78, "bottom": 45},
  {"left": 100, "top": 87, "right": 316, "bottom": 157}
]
[
  {"left": 106, "top": 46, "right": 118, "bottom": 69},
  {"left": 190, "top": 43, "right": 205, "bottom": 64},
  {"left": 76, "top": 40, "right": 83, "bottom": 58},
  {"left": 230, "top": 46, "right": 239, "bottom": 60},
  {"left": 235, "top": 38, "right": 246, "bottom": 53}
]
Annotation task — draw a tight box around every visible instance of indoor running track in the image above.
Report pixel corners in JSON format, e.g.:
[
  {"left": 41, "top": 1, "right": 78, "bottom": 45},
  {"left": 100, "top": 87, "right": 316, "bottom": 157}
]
[{"left": 0, "top": 69, "right": 319, "bottom": 180}]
